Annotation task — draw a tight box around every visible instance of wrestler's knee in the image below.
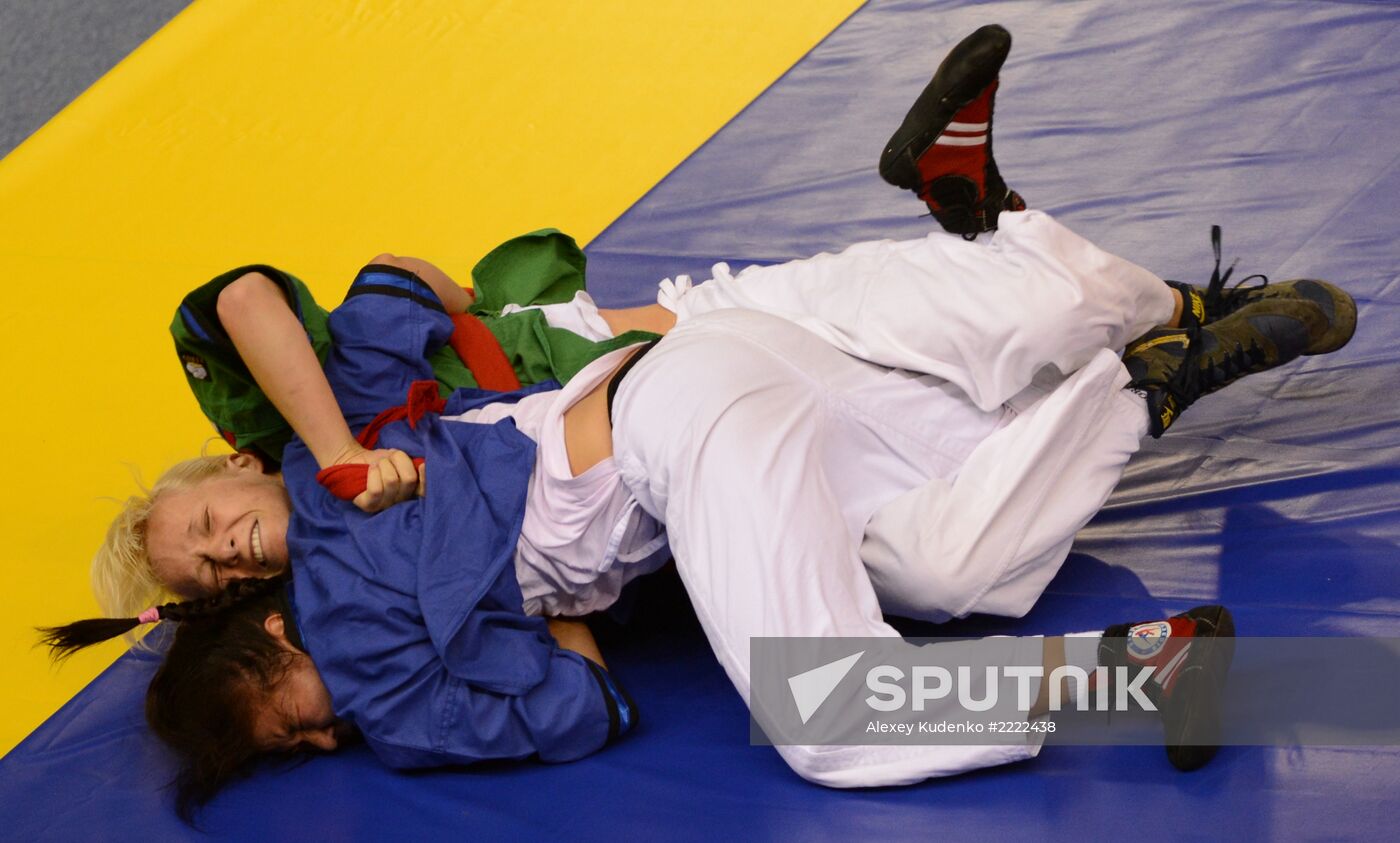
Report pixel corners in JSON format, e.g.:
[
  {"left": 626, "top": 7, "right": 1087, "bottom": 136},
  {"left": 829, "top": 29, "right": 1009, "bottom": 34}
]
[
  {"left": 861, "top": 507, "right": 990, "bottom": 622},
  {"left": 775, "top": 742, "right": 975, "bottom": 787},
  {"left": 775, "top": 744, "right": 860, "bottom": 788}
]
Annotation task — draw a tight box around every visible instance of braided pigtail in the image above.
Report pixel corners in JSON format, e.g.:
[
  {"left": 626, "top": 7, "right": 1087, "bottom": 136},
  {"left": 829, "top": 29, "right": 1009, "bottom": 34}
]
[
  {"left": 156, "top": 575, "right": 288, "bottom": 623},
  {"left": 37, "top": 575, "right": 290, "bottom": 661}
]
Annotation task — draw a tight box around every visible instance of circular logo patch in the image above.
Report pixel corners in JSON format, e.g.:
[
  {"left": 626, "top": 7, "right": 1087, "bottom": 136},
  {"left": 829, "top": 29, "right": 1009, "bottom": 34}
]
[{"left": 1125, "top": 620, "right": 1171, "bottom": 660}]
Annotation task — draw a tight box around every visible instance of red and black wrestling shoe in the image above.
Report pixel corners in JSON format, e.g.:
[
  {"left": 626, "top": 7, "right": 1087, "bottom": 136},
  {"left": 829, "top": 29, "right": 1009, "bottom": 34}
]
[
  {"left": 1098, "top": 605, "right": 1236, "bottom": 771},
  {"left": 878, "top": 24, "right": 1026, "bottom": 239}
]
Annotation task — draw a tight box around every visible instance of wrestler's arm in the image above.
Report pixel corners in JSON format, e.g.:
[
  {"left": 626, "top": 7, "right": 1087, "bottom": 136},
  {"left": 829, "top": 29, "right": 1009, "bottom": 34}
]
[
  {"left": 218, "top": 271, "right": 420, "bottom": 511},
  {"left": 599, "top": 303, "right": 676, "bottom": 336},
  {"left": 220, "top": 254, "right": 672, "bottom": 508},
  {"left": 382, "top": 252, "right": 677, "bottom": 337},
  {"left": 548, "top": 618, "right": 606, "bottom": 668}
]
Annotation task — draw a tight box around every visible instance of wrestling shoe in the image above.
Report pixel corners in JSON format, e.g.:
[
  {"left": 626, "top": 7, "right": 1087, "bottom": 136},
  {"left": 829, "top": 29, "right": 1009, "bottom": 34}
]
[
  {"left": 879, "top": 24, "right": 1026, "bottom": 239},
  {"left": 1122, "top": 296, "right": 1326, "bottom": 437},
  {"left": 1098, "top": 605, "right": 1235, "bottom": 771},
  {"left": 1166, "top": 226, "right": 1356, "bottom": 355}
]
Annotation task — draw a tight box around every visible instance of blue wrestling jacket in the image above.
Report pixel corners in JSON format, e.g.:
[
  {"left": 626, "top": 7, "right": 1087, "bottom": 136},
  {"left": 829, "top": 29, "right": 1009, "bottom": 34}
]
[{"left": 282, "top": 264, "right": 635, "bottom": 769}]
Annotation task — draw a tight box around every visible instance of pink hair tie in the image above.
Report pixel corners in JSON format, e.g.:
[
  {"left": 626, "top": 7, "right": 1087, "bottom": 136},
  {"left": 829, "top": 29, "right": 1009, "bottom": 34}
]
[{"left": 137, "top": 607, "right": 162, "bottom": 625}]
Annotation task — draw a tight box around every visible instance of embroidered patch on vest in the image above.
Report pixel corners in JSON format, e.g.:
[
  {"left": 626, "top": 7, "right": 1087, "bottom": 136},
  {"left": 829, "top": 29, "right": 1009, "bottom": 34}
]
[{"left": 181, "top": 352, "right": 210, "bottom": 381}]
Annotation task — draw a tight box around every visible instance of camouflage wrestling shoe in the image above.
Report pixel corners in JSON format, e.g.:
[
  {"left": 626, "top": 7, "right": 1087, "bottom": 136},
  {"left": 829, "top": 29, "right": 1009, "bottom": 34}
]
[
  {"left": 1098, "top": 605, "right": 1236, "bottom": 772},
  {"left": 1167, "top": 226, "right": 1357, "bottom": 355},
  {"left": 1123, "top": 296, "right": 1327, "bottom": 437},
  {"left": 879, "top": 24, "right": 1026, "bottom": 239}
]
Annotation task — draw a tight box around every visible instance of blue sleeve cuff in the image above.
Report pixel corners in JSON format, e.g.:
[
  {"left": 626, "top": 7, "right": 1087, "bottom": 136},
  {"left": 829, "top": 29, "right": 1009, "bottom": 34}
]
[
  {"left": 583, "top": 658, "right": 637, "bottom": 741},
  {"left": 324, "top": 264, "right": 456, "bottom": 422},
  {"left": 344, "top": 264, "right": 446, "bottom": 312}
]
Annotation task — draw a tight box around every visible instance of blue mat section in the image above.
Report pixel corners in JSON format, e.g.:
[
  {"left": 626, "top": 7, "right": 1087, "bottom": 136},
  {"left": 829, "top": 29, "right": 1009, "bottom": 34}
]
[{"left": 4, "top": 1, "right": 1399, "bottom": 839}]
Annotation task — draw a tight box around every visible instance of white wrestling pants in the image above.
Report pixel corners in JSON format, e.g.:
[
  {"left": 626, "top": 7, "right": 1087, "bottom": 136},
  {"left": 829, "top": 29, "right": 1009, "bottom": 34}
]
[
  {"left": 666, "top": 210, "right": 1175, "bottom": 621},
  {"left": 610, "top": 211, "right": 1175, "bottom": 787}
]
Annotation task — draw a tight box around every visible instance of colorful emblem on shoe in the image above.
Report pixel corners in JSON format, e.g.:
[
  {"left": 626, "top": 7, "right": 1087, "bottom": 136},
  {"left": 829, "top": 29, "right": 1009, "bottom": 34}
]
[{"left": 1126, "top": 620, "right": 1172, "bottom": 660}]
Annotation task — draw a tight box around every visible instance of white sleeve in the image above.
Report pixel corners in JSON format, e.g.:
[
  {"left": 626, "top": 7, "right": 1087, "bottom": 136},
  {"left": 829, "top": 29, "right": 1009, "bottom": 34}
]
[
  {"left": 501, "top": 290, "right": 614, "bottom": 340},
  {"left": 655, "top": 274, "right": 695, "bottom": 314}
]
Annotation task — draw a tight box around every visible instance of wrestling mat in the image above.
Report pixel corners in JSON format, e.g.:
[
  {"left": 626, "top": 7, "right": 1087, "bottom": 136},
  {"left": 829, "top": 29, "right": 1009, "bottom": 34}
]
[{"left": 3, "top": 1, "right": 1399, "bottom": 839}]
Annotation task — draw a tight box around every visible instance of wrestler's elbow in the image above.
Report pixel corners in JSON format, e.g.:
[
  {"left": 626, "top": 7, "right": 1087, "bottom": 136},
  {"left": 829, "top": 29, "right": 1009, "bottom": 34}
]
[{"left": 216, "top": 270, "right": 286, "bottom": 324}]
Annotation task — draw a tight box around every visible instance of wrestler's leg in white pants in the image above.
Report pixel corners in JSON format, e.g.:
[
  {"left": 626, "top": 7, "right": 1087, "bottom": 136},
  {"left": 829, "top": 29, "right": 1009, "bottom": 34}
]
[
  {"left": 613, "top": 310, "right": 1047, "bottom": 787},
  {"left": 863, "top": 352, "right": 1151, "bottom": 621},
  {"left": 671, "top": 210, "right": 1175, "bottom": 411}
]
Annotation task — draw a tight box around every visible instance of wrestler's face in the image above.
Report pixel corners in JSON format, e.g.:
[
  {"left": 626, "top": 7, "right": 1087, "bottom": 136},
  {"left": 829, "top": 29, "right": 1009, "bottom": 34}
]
[
  {"left": 251, "top": 613, "right": 348, "bottom": 753},
  {"left": 147, "top": 454, "right": 292, "bottom": 598}
]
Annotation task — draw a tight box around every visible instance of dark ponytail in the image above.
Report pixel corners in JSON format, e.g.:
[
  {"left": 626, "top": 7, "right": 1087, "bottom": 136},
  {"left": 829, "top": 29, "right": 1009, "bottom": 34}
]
[
  {"left": 37, "top": 576, "right": 290, "bottom": 660},
  {"left": 40, "top": 575, "right": 299, "bottom": 821},
  {"left": 37, "top": 616, "right": 148, "bottom": 659}
]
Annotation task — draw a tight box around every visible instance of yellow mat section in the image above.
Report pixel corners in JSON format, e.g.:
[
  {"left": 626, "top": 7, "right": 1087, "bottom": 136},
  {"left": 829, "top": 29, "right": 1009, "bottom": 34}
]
[{"left": 0, "top": 0, "right": 862, "bottom": 756}]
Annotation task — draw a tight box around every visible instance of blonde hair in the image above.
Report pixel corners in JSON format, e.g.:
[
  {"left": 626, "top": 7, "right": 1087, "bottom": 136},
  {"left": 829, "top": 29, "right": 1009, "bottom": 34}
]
[{"left": 92, "top": 455, "right": 230, "bottom": 617}]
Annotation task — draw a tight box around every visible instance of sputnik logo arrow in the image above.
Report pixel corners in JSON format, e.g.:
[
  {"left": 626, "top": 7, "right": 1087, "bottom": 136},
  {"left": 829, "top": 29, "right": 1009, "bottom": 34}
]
[{"left": 787, "top": 651, "right": 865, "bottom": 724}]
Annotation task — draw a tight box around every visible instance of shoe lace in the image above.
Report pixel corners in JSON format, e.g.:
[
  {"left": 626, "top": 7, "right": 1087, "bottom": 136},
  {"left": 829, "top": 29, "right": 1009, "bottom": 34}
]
[
  {"left": 1128, "top": 325, "right": 1204, "bottom": 408},
  {"left": 1130, "top": 325, "right": 1266, "bottom": 411},
  {"left": 922, "top": 205, "right": 982, "bottom": 241},
  {"left": 1203, "top": 224, "right": 1270, "bottom": 317},
  {"left": 1198, "top": 338, "right": 1266, "bottom": 393},
  {"left": 924, "top": 187, "right": 1014, "bottom": 241}
]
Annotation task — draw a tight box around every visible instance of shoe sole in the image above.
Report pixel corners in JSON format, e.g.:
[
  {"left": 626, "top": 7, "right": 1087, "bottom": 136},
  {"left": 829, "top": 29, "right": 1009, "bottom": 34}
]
[
  {"left": 879, "top": 24, "right": 1012, "bottom": 190},
  {"left": 1162, "top": 605, "right": 1235, "bottom": 772}
]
